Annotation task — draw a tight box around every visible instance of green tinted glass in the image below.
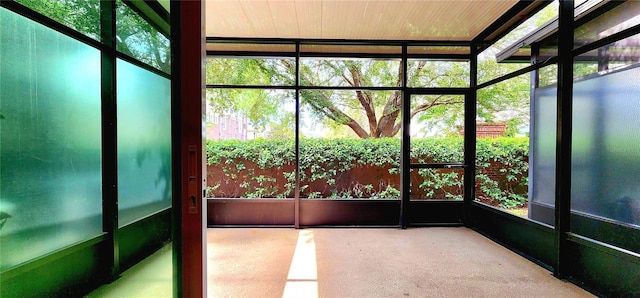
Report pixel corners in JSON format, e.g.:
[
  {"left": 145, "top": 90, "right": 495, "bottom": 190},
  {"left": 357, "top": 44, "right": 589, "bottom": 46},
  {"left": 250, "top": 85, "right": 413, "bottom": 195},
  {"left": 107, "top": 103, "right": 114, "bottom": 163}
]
[
  {"left": 116, "top": 0, "right": 170, "bottom": 73},
  {"left": 117, "top": 59, "right": 171, "bottom": 226},
  {"left": 15, "top": 0, "right": 100, "bottom": 40},
  {"left": 0, "top": 8, "right": 102, "bottom": 271}
]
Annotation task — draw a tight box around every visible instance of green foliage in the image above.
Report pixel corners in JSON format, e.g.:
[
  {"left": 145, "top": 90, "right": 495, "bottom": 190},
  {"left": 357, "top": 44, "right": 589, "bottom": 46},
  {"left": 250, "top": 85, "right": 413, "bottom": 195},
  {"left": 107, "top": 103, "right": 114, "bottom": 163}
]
[
  {"left": 206, "top": 137, "right": 529, "bottom": 208},
  {"left": 476, "top": 69, "right": 529, "bottom": 128},
  {"left": 207, "top": 138, "right": 296, "bottom": 167},
  {"left": 475, "top": 137, "right": 529, "bottom": 208},
  {"left": 114, "top": 0, "right": 170, "bottom": 73},
  {"left": 205, "top": 58, "right": 295, "bottom": 136},
  {"left": 15, "top": 0, "right": 170, "bottom": 73},
  {"left": 206, "top": 56, "right": 529, "bottom": 139},
  {"left": 15, "top": 0, "right": 100, "bottom": 39}
]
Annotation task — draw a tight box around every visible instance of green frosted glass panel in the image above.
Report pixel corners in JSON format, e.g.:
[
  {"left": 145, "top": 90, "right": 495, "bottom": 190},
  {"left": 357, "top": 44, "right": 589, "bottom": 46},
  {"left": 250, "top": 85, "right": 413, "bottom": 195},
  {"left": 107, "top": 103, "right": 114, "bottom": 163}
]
[
  {"left": 532, "top": 66, "right": 640, "bottom": 227},
  {"left": 531, "top": 86, "right": 557, "bottom": 207},
  {"left": 116, "top": 0, "right": 170, "bottom": 73},
  {"left": 0, "top": 8, "right": 102, "bottom": 272},
  {"left": 117, "top": 59, "right": 171, "bottom": 226},
  {"left": 571, "top": 66, "right": 640, "bottom": 227},
  {"left": 14, "top": 0, "right": 100, "bottom": 40},
  {"left": 529, "top": 85, "right": 557, "bottom": 225}
]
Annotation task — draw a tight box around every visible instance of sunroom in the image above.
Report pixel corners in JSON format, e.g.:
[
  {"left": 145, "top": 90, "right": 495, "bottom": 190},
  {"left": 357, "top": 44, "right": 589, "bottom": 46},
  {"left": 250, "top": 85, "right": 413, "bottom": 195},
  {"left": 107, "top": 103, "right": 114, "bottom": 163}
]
[{"left": 0, "top": 0, "right": 638, "bottom": 297}]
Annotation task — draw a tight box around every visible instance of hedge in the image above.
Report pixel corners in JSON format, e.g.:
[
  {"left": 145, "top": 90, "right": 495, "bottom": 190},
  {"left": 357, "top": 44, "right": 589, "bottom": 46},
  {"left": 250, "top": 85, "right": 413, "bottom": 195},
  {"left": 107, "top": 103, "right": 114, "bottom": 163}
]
[{"left": 206, "top": 137, "right": 529, "bottom": 208}]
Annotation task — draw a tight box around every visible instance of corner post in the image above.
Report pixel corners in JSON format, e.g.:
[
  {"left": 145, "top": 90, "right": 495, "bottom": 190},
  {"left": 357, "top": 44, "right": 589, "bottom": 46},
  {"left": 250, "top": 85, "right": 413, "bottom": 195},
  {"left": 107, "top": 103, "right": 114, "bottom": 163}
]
[
  {"left": 554, "top": 0, "right": 574, "bottom": 279},
  {"left": 464, "top": 44, "right": 478, "bottom": 226}
]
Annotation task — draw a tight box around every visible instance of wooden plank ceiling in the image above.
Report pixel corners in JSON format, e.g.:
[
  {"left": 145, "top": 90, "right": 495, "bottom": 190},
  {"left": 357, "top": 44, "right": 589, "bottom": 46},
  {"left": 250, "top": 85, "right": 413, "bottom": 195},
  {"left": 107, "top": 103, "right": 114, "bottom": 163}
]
[{"left": 205, "top": 0, "right": 519, "bottom": 41}]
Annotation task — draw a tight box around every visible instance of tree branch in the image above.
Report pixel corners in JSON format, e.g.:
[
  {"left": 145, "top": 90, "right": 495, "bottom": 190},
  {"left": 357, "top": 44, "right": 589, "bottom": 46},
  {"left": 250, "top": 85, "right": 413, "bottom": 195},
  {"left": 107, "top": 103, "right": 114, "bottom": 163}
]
[
  {"left": 390, "top": 122, "right": 401, "bottom": 137},
  {"left": 410, "top": 60, "right": 427, "bottom": 85},
  {"left": 410, "top": 96, "right": 464, "bottom": 119},
  {"left": 305, "top": 91, "right": 370, "bottom": 138},
  {"left": 377, "top": 60, "right": 426, "bottom": 136},
  {"left": 345, "top": 63, "right": 378, "bottom": 135},
  {"left": 289, "top": 60, "right": 370, "bottom": 138}
]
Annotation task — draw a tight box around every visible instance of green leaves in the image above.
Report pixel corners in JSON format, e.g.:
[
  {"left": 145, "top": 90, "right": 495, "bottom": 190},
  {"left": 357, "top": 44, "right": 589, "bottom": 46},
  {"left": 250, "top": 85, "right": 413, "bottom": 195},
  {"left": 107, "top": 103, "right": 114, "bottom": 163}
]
[
  {"left": 475, "top": 137, "right": 529, "bottom": 208},
  {"left": 16, "top": 0, "right": 100, "bottom": 40},
  {"left": 206, "top": 57, "right": 529, "bottom": 140},
  {"left": 206, "top": 137, "right": 529, "bottom": 207},
  {"left": 206, "top": 138, "right": 295, "bottom": 168}
]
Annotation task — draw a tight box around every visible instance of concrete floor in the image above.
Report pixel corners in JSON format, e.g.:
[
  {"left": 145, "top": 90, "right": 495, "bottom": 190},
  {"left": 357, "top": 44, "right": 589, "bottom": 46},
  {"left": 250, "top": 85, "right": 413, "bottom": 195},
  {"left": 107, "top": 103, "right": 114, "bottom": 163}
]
[
  {"left": 88, "top": 228, "right": 594, "bottom": 298},
  {"left": 87, "top": 243, "right": 172, "bottom": 298}
]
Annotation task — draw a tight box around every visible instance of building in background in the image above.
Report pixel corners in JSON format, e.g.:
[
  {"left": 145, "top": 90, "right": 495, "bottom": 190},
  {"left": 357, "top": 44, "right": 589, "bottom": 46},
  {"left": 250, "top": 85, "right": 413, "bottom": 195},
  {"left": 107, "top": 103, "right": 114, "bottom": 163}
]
[{"left": 206, "top": 103, "right": 248, "bottom": 140}]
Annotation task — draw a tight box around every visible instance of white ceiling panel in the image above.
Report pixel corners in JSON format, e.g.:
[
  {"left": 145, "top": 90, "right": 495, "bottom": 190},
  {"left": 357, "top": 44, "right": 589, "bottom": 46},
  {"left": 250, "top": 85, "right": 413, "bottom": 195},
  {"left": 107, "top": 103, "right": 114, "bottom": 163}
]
[{"left": 205, "top": 0, "right": 521, "bottom": 41}]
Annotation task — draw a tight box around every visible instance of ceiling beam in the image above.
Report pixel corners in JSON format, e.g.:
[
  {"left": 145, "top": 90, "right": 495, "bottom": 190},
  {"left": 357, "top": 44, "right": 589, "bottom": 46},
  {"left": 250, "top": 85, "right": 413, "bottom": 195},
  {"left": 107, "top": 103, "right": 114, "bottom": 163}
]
[{"left": 474, "top": 0, "right": 552, "bottom": 51}]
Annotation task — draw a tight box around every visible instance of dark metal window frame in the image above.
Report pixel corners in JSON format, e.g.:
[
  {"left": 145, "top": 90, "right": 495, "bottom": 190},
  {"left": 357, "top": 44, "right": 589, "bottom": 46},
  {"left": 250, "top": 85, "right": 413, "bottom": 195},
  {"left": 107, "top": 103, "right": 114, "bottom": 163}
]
[
  {"left": 203, "top": 3, "right": 640, "bottom": 277},
  {"left": 205, "top": 41, "right": 473, "bottom": 227},
  {"left": 473, "top": 3, "right": 640, "bottom": 297},
  {"left": 3, "top": 0, "right": 639, "bottom": 296}
]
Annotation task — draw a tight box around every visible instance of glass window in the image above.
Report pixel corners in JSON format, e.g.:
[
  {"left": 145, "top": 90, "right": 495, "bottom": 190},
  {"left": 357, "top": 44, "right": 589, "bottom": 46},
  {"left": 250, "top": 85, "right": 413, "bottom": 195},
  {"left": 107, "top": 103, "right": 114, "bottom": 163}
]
[
  {"left": 478, "top": 3, "right": 558, "bottom": 84},
  {"left": 117, "top": 59, "right": 171, "bottom": 226},
  {"left": 205, "top": 89, "right": 295, "bottom": 199},
  {"left": 574, "top": 33, "right": 640, "bottom": 79},
  {"left": 410, "top": 94, "right": 465, "bottom": 155},
  {"left": 529, "top": 76, "right": 557, "bottom": 225},
  {"left": 206, "top": 57, "right": 295, "bottom": 86},
  {"left": 408, "top": 46, "right": 470, "bottom": 55},
  {"left": 410, "top": 169, "right": 464, "bottom": 201},
  {"left": 300, "top": 58, "right": 401, "bottom": 87},
  {"left": 1, "top": 8, "right": 102, "bottom": 271},
  {"left": 539, "top": 64, "right": 558, "bottom": 87},
  {"left": 300, "top": 44, "right": 401, "bottom": 55},
  {"left": 571, "top": 65, "right": 640, "bottom": 228},
  {"left": 15, "top": 0, "right": 100, "bottom": 40},
  {"left": 476, "top": 73, "right": 537, "bottom": 220},
  {"left": 299, "top": 90, "right": 401, "bottom": 199},
  {"left": 116, "top": 0, "right": 170, "bottom": 73},
  {"left": 574, "top": 1, "right": 640, "bottom": 49},
  {"left": 407, "top": 60, "right": 469, "bottom": 88}
]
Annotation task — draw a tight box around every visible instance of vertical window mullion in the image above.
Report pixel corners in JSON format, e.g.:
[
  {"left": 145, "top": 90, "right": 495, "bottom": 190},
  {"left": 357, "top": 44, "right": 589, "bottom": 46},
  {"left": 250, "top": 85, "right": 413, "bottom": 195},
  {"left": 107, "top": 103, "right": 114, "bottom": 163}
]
[
  {"left": 100, "top": 0, "right": 119, "bottom": 280},
  {"left": 294, "top": 42, "right": 301, "bottom": 229},
  {"left": 400, "top": 44, "right": 410, "bottom": 228},
  {"left": 554, "top": 0, "right": 574, "bottom": 279}
]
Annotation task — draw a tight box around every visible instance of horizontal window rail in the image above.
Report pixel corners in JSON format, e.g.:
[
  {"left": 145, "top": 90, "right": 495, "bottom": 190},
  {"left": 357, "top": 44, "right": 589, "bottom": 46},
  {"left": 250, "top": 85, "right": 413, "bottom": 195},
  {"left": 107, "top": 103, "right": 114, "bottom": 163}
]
[{"left": 410, "top": 163, "right": 466, "bottom": 169}]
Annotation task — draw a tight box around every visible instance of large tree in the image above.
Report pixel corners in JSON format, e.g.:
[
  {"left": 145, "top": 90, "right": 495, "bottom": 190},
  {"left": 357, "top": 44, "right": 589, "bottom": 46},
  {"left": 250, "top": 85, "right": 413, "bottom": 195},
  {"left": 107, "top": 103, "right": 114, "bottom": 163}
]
[
  {"left": 207, "top": 56, "right": 528, "bottom": 139},
  {"left": 296, "top": 59, "right": 469, "bottom": 138}
]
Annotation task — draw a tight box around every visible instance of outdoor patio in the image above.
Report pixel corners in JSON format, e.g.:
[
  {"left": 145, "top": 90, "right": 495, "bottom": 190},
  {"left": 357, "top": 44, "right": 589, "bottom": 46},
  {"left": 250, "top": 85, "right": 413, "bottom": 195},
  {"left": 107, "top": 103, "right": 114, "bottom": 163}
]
[{"left": 89, "top": 228, "right": 591, "bottom": 297}]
